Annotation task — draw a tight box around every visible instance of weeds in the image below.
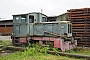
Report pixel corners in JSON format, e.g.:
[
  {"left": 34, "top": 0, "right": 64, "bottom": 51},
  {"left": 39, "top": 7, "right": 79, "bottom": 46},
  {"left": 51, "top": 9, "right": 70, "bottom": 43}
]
[
  {"left": 0, "top": 40, "right": 12, "bottom": 50},
  {"left": 66, "top": 47, "right": 90, "bottom": 56},
  {"left": 0, "top": 44, "right": 82, "bottom": 60},
  {"left": 0, "top": 41, "right": 87, "bottom": 60},
  {"left": 0, "top": 40, "right": 12, "bottom": 46}
]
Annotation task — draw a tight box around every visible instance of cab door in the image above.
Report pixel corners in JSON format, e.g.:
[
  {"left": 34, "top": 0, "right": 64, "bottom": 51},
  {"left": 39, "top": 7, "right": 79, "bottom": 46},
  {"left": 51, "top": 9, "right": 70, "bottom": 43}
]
[
  {"left": 13, "top": 16, "right": 20, "bottom": 36},
  {"left": 19, "top": 15, "right": 28, "bottom": 36}
]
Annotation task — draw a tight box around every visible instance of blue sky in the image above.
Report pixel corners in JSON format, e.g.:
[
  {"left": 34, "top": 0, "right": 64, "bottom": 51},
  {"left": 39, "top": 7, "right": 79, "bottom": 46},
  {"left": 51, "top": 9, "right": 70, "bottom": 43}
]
[{"left": 0, "top": 0, "right": 90, "bottom": 18}]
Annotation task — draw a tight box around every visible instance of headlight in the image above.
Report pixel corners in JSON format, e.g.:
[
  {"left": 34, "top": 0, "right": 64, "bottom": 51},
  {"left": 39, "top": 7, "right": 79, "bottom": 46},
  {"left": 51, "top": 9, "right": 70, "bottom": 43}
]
[{"left": 60, "top": 26, "right": 64, "bottom": 29}]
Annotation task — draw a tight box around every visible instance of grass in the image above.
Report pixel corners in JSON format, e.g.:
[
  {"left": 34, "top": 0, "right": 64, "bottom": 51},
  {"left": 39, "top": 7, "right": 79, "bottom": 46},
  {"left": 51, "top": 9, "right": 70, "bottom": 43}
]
[
  {"left": 0, "top": 43, "right": 85, "bottom": 60},
  {"left": 0, "top": 40, "right": 88, "bottom": 60},
  {"left": 0, "top": 40, "right": 12, "bottom": 46},
  {"left": 66, "top": 47, "right": 90, "bottom": 56},
  {"left": 0, "top": 51, "right": 84, "bottom": 60},
  {"left": 0, "top": 47, "right": 84, "bottom": 60}
]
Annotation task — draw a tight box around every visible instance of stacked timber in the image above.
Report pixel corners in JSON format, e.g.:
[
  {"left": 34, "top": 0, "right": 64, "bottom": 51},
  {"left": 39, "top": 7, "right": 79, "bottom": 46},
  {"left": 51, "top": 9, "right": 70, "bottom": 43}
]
[{"left": 67, "top": 8, "right": 90, "bottom": 47}]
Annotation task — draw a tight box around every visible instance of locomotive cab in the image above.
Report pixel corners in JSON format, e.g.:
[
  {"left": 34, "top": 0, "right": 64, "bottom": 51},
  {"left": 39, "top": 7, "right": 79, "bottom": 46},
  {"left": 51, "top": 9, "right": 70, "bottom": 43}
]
[{"left": 13, "top": 12, "right": 47, "bottom": 36}]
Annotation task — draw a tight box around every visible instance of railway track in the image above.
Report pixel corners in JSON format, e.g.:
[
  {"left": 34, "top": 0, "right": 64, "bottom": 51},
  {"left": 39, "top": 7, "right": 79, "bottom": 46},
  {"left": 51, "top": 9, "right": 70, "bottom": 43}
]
[
  {"left": 0, "top": 46, "right": 25, "bottom": 56},
  {"left": 47, "top": 51, "right": 90, "bottom": 59},
  {"left": 0, "top": 46, "right": 90, "bottom": 59}
]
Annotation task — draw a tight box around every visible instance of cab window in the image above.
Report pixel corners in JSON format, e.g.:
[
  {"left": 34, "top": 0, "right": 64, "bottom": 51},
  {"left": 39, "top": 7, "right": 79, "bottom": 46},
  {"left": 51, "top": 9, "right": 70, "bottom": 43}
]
[
  {"left": 42, "top": 17, "right": 47, "bottom": 22},
  {"left": 29, "top": 15, "right": 34, "bottom": 23},
  {"left": 21, "top": 15, "right": 26, "bottom": 23},
  {"left": 15, "top": 16, "right": 20, "bottom": 23}
]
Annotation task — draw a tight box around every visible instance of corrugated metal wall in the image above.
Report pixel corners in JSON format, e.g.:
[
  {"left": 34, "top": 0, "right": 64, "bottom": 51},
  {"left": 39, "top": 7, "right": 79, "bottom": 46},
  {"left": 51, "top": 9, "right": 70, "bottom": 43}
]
[
  {"left": 0, "top": 27, "right": 13, "bottom": 35},
  {"left": 67, "top": 8, "right": 90, "bottom": 47}
]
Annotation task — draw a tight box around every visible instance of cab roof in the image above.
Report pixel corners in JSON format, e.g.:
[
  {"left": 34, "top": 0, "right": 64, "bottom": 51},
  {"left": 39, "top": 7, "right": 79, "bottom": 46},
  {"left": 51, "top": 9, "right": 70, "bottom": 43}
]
[{"left": 12, "top": 12, "right": 47, "bottom": 17}]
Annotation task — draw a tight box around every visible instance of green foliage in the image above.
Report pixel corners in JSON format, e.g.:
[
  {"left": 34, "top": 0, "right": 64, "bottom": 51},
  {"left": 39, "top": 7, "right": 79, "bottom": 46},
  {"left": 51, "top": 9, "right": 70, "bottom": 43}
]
[
  {"left": 66, "top": 49, "right": 75, "bottom": 53},
  {"left": 0, "top": 42, "right": 87, "bottom": 60},
  {"left": 0, "top": 40, "right": 12, "bottom": 49},
  {"left": 0, "top": 40, "right": 12, "bottom": 46},
  {"left": 27, "top": 43, "right": 50, "bottom": 54},
  {"left": 52, "top": 48, "right": 61, "bottom": 52},
  {"left": 0, "top": 43, "right": 83, "bottom": 60},
  {"left": 66, "top": 47, "right": 90, "bottom": 56},
  {"left": 0, "top": 43, "right": 51, "bottom": 60}
]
